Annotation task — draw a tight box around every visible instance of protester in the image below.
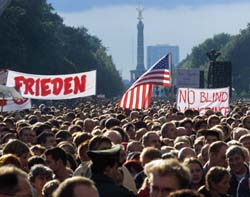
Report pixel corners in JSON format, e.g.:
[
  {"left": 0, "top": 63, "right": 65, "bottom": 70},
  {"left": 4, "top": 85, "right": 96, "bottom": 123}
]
[
  {"left": 198, "top": 166, "right": 230, "bottom": 197},
  {"left": 87, "top": 145, "right": 136, "bottom": 197},
  {"left": 226, "top": 145, "right": 250, "bottom": 196}
]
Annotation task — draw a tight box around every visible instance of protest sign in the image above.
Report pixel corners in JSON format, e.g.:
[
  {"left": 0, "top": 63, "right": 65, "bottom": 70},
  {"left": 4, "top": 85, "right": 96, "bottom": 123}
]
[
  {"left": 7, "top": 70, "right": 96, "bottom": 100},
  {"left": 177, "top": 87, "right": 230, "bottom": 116}
]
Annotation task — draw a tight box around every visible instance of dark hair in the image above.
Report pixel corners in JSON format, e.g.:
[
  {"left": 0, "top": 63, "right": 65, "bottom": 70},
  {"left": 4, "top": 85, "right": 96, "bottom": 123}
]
[
  {"left": 28, "top": 156, "right": 46, "bottom": 169},
  {"left": 37, "top": 131, "right": 54, "bottom": 145},
  {"left": 206, "top": 166, "right": 230, "bottom": 190},
  {"left": 66, "top": 153, "right": 78, "bottom": 171},
  {"left": 45, "top": 147, "right": 67, "bottom": 166},
  {"left": 28, "top": 164, "right": 54, "bottom": 183},
  {"left": 3, "top": 139, "right": 30, "bottom": 157},
  {"left": 55, "top": 130, "right": 72, "bottom": 141},
  {"left": 73, "top": 132, "right": 92, "bottom": 147}
]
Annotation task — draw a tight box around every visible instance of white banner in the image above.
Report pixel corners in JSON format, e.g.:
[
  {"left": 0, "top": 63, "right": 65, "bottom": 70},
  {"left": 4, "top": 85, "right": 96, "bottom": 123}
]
[
  {"left": 177, "top": 87, "right": 230, "bottom": 116},
  {"left": 7, "top": 70, "right": 96, "bottom": 100}
]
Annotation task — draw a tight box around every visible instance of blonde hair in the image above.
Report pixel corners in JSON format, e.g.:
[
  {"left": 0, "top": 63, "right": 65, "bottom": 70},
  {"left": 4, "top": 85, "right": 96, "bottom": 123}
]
[{"left": 145, "top": 159, "right": 191, "bottom": 189}]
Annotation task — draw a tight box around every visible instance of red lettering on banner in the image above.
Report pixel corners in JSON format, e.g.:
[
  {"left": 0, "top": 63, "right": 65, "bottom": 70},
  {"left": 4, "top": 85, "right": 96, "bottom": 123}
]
[
  {"left": 24, "top": 78, "right": 35, "bottom": 95},
  {"left": 178, "top": 89, "right": 195, "bottom": 104},
  {"left": 14, "top": 74, "right": 88, "bottom": 97},
  {"left": 200, "top": 91, "right": 228, "bottom": 103},
  {"left": 14, "top": 76, "right": 25, "bottom": 91},
  {"left": 188, "top": 90, "right": 195, "bottom": 105},
  {"left": 200, "top": 92, "right": 206, "bottom": 103},
  {"left": 179, "top": 89, "right": 187, "bottom": 103},
  {"left": 51, "top": 78, "right": 63, "bottom": 95},
  {"left": 73, "top": 75, "right": 86, "bottom": 94},
  {"left": 41, "top": 78, "right": 51, "bottom": 96},
  {"left": 35, "top": 78, "right": 40, "bottom": 96},
  {"left": 64, "top": 77, "right": 73, "bottom": 95}
]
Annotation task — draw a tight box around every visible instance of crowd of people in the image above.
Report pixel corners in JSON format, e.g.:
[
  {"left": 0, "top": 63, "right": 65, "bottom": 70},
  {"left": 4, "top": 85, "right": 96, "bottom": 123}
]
[{"left": 0, "top": 99, "right": 250, "bottom": 197}]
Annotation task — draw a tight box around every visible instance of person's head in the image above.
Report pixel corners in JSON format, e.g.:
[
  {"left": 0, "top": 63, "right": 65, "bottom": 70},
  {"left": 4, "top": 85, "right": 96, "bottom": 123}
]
[
  {"left": 0, "top": 153, "right": 21, "bottom": 168},
  {"left": 77, "top": 140, "right": 90, "bottom": 162},
  {"left": 37, "top": 131, "right": 57, "bottom": 148},
  {"left": 130, "top": 110, "right": 139, "bottom": 121},
  {"left": 177, "top": 147, "right": 196, "bottom": 162},
  {"left": 45, "top": 147, "right": 67, "bottom": 173},
  {"left": 140, "top": 147, "right": 162, "bottom": 167},
  {"left": 126, "top": 140, "right": 143, "bottom": 153},
  {"left": 161, "top": 122, "right": 177, "bottom": 139},
  {"left": 0, "top": 165, "right": 33, "bottom": 197},
  {"left": 55, "top": 130, "right": 72, "bottom": 142},
  {"left": 105, "top": 117, "right": 120, "bottom": 129},
  {"left": 226, "top": 145, "right": 248, "bottom": 175},
  {"left": 242, "top": 115, "right": 250, "bottom": 130},
  {"left": 183, "top": 158, "right": 204, "bottom": 188},
  {"left": 84, "top": 118, "right": 96, "bottom": 133},
  {"left": 18, "top": 126, "right": 36, "bottom": 145},
  {"left": 145, "top": 159, "right": 191, "bottom": 197},
  {"left": 207, "top": 115, "right": 220, "bottom": 128},
  {"left": 200, "top": 144, "right": 210, "bottom": 165},
  {"left": 103, "top": 130, "right": 122, "bottom": 144},
  {"left": 28, "top": 164, "right": 54, "bottom": 193},
  {"left": 88, "top": 135, "right": 112, "bottom": 150},
  {"left": 123, "top": 160, "right": 143, "bottom": 177},
  {"left": 57, "top": 141, "right": 76, "bottom": 156},
  {"left": 42, "top": 180, "right": 60, "bottom": 197},
  {"left": 205, "top": 166, "right": 230, "bottom": 195},
  {"left": 232, "top": 127, "right": 249, "bottom": 141},
  {"left": 176, "top": 127, "right": 188, "bottom": 137},
  {"left": 30, "top": 144, "right": 46, "bottom": 156},
  {"left": 53, "top": 176, "right": 99, "bottom": 197},
  {"left": 3, "top": 139, "right": 31, "bottom": 172},
  {"left": 87, "top": 145, "right": 121, "bottom": 181},
  {"left": 198, "top": 129, "right": 220, "bottom": 144},
  {"left": 142, "top": 131, "right": 161, "bottom": 149},
  {"left": 28, "top": 156, "right": 46, "bottom": 169},
  {"left": 239, "top": 133, "right": 250, "bottom": 152},
  {"left": 179, "top": 118, "right": 193, "bottom": 136},
  {"left": 123, "top": 123, "right": 135, "bottom": 140},
  {"left": 208, "top": 141, "right": 228, "bottom": 168}
]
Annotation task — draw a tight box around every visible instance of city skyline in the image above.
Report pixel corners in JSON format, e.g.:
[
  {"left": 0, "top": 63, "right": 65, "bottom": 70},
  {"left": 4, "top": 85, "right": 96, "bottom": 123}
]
[{"left": 48, "top": 0, "right": 250, "bottom": 79}]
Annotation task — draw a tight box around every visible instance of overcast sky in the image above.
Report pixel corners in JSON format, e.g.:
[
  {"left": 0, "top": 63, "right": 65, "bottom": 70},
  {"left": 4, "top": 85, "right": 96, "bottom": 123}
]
[{"left": 48, "top": 0, "right": 250, "bottom": 79}]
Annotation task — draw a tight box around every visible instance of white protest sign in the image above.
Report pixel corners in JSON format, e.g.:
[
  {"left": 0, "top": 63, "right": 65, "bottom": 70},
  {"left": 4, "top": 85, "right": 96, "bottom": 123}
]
[
  {"left": 7, "top": 70, "right": 96, "bottom": 100},
  {"left": 177, "top": 87, "right": 230, "bottom": 116}
]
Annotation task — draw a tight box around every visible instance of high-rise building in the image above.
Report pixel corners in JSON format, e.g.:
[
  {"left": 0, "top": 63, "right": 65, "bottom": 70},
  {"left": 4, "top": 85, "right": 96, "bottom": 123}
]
[
  {"left": 147, "top": 44, "right": 179, "bottom": 69},
  {"left": 130, "top": 6, "right": 146, "bottom": 83}
]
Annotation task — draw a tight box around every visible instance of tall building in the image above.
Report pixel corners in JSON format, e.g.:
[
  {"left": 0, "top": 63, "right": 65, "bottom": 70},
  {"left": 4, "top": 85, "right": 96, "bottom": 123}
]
[
  {"left": 130, "top": 6, "right": 146, "bottom": 82},
  {"left": 147, "top": 44, "right": 179, "bottom": 69}
]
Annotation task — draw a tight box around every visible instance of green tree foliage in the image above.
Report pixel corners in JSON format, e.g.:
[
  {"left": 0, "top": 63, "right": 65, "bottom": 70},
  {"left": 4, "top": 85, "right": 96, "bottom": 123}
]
[
  {"left": 0, "top": 0, "right": 124, "bottom": 97},
  {"left": 179, "top": 29, "right": 250, "bottom": 94},
  {"left": 179, "top": 33, "right": 231, "bottom": 69},
  {"left": 222, "top": 24, "right": 250, "bottom": 95}
]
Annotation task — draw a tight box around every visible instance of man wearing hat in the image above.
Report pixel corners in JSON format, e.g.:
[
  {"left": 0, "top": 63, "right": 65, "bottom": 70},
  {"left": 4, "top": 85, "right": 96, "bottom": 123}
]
[{"left": 87, "top": 144, "right": 136, "bottom": 197}]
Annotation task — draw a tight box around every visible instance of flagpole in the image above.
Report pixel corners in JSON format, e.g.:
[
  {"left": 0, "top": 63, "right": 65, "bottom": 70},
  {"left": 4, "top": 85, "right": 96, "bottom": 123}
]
[{"left": 170, "top": 53, "right": 174, "bottom": 106}]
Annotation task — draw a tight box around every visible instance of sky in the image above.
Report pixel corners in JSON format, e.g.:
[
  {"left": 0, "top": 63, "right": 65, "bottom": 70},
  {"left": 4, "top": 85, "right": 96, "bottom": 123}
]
[{"left": 47, "top": 0, "right": 250, "bottom": 80}]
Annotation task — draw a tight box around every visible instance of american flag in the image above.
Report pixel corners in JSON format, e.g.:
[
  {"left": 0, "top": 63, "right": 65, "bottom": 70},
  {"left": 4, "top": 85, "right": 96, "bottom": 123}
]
[{"left": 119, "top": 53, "right": 171, "bottom": 109}]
